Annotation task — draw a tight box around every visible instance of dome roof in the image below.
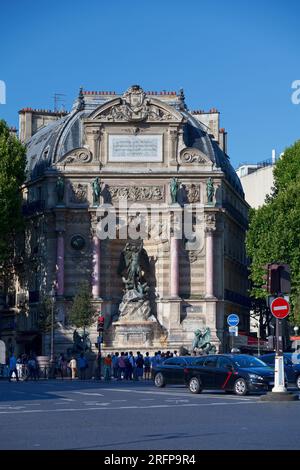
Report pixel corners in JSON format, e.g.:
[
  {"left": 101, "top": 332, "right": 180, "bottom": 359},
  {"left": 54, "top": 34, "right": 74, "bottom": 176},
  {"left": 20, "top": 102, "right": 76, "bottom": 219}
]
[{"left": 24, "top": 89, "right": 244, "bottom": 196}]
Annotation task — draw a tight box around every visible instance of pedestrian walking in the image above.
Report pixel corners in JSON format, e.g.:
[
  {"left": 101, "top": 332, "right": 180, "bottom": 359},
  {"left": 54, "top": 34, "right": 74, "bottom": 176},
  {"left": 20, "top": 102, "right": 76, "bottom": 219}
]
[
  {"left": 8, "top": 353, "right": 19, "bottom": 382},
  {"left": 69, "top": 356, "right": 77, "bottom": 379}
]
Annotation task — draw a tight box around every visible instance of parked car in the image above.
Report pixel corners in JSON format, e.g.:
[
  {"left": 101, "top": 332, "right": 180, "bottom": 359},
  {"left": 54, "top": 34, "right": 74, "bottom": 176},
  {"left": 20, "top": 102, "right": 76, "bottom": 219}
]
[
  {"left": 153, "top": 354, "right": 275, "bottom": 396},
  {"left": 260, "top": 353, "right": 300, "bottom": 390}
]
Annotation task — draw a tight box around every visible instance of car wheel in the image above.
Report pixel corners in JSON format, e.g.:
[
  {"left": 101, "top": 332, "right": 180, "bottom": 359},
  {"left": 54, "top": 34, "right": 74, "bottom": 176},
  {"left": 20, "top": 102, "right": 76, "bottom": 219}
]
[
  {"left": 233, "top": 378, "right": 248, "bottom": 396},
  {"left": 154, "top": 372, "right": 165, "bottom": 388},
  {"left": 188, "top": 377, "right": 202, "bottom": 394},
  {"left": 296, "top": 375, "right": 300, "bottom": 390}
]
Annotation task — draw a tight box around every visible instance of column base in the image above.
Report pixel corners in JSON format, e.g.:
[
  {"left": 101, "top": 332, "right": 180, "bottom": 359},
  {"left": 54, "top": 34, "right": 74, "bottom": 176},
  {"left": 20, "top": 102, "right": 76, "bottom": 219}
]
[{"left": 204, "top": 294, "right": 217, "bottom": 300}]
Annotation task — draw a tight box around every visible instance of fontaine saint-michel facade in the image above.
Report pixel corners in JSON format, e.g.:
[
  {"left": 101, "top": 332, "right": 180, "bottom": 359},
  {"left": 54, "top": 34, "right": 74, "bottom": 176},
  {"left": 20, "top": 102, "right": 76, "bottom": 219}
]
[{"left": 7, "top": 85, "right": 249, "bottom": 355}]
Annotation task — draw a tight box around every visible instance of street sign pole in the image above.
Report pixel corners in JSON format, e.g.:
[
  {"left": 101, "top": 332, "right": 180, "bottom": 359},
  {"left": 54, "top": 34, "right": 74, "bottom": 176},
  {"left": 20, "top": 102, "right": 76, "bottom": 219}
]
[{"left": 270, "top": 298, "right": 289, "bottom": 393}]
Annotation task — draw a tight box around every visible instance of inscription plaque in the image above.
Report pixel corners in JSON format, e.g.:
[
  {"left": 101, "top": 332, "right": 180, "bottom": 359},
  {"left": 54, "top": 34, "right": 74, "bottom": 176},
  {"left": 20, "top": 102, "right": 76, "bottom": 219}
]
[{"left": 108, "top": 134, "right": 163, "bottom": 162}]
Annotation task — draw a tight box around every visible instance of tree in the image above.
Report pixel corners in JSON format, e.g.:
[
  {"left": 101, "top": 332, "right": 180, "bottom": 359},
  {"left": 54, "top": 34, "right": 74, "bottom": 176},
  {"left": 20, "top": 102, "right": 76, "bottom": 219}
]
[
  {"left": 37, "top": 295, "right": 58, "bottom": 354},
  {"left": 68, "top": 283, "right": 95, "bottom": 337},
  {"left": 0, "top": 120, "right": 26, "bottom": 287},
  {"left": 246, "top": 140, "right": 300, "bottom": 326}
]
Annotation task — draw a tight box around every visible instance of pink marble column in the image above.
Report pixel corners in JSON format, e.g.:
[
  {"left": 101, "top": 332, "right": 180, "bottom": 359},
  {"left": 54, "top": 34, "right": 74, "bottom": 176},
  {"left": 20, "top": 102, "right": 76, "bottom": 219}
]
[
  {"left": 56, "top": 231, "right": 64, "bottom": 296},
  {"left": 205, "top": 232, "right": 214, "bottom": 298},
  {"left": 170, "top": 237, "right": 179, "bottom": 297},
  {"left": 92, "top": 235, "right": 100, "bottom": 298}
]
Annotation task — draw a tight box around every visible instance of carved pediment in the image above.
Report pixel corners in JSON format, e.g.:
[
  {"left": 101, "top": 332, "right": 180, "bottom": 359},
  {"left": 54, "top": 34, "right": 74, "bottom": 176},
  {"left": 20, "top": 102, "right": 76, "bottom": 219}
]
[
  {"left": 58, "top": 148, "right": 92, "bottom": 165},
  {"left": 180, "top": 147, "right": 211, "bottom": 165},
  {"left": 88, "top": 85, "right": 183, "bottom": 123}
]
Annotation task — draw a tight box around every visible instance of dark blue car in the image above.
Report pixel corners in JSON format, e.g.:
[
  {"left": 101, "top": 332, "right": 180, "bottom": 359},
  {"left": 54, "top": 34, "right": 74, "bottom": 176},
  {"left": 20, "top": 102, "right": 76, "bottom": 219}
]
[{"left": 260, "top": 353, "right": 300, "bottom": 390}]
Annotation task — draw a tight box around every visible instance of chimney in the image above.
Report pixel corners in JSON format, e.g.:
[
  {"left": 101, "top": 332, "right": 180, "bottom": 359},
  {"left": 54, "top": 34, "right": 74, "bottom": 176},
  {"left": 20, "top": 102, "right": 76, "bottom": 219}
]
[
  {"left": 18, "top": 108, "right": 67, "bottom": 142},
  {"left": 219, "top": 128, "right": 227, "bottom": 154}
]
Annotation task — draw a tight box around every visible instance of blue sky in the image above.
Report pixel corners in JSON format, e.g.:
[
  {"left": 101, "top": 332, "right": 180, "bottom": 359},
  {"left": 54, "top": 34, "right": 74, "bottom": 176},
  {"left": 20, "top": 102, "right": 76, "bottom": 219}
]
[{"left": 0, "top": 0, "right": 299, "bottom": 168}]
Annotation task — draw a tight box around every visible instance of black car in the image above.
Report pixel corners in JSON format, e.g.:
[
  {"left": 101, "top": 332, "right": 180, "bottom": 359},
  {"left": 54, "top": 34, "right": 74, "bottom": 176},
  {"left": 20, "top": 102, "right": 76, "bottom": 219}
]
[
  {"left": 153, "top": 354, "right": 275, "bottom": 396},
  {"left": 260, "top": 353, "right": 300, "bottom": 390}
]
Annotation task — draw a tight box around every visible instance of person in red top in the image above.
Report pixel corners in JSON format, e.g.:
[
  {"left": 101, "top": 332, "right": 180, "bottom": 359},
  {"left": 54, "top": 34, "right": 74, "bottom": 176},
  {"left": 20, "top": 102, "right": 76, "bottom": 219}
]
[{"left": 104, "top": 354, "right": 112, "bottom": 381}]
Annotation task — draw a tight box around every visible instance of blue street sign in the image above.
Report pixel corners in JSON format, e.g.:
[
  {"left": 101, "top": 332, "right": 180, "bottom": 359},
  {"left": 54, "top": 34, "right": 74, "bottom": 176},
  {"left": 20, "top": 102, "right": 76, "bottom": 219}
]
[{"left": 227, "top": 314, "right": 239, "bottom": 327}]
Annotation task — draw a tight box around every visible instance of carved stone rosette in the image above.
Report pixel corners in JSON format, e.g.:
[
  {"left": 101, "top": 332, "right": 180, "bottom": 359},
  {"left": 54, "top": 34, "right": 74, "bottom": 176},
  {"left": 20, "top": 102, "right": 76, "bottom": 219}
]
[{"left": 108, "top": 185, "right": 165, "bottom": 202}]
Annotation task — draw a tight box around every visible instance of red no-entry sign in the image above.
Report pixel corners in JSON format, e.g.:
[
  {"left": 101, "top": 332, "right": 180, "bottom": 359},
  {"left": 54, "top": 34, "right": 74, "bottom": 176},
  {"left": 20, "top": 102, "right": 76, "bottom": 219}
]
[{"left": 270, "top": 297, "right": 290, "bottom": 319}]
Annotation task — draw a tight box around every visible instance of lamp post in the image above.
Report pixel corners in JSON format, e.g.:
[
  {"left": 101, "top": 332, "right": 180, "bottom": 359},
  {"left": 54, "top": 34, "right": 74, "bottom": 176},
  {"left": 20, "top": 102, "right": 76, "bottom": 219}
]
[
  {"left": 49, "top": 285, "right": 56, "bottom": 378},
  {"left": 294, "top": 325, "right": 299, "bottom": 337}
]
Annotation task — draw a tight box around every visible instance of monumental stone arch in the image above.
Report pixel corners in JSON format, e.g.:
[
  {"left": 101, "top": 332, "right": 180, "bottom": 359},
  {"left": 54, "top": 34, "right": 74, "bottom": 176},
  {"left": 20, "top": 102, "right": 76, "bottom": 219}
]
[{"left": 11, "top": 85, "right": 250, "bottom": 357}]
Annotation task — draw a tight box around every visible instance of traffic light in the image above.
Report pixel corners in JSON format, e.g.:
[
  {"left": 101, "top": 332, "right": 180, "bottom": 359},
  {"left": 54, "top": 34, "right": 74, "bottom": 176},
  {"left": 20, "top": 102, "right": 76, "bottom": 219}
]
[
  {"left": 262, "top": 263, "right": 291, "bottom": 294},
  {"left": 97, "top": 313, "right": 104, "bottom": 332}
]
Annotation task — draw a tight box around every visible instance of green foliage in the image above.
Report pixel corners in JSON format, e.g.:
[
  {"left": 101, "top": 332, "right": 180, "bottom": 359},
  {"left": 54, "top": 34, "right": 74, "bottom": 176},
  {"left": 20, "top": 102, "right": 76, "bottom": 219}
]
[
  {"left": 273, "top": 141, "right": 300, "bottom": 194},
  {"left": 68, "top": 282, "right": 95, "bottom": 331},
  {"left": 0, "top": 120, "right": 26, "bottom": 266},
  {"left": 246, "top": 140, "right": 300, "bottom": 325},
  {"left": 37, "top": 296, "right": 57, "bottom": 333}
]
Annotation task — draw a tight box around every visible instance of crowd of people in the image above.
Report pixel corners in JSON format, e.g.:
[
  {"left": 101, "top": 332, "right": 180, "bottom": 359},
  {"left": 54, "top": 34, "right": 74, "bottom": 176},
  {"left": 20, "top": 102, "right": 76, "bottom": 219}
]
[
  {"left": 101, "top": 350, "right": 179, "bottom": 381},
  {"left": 5, "top": 349, "right": 180, "bottom": 382}
]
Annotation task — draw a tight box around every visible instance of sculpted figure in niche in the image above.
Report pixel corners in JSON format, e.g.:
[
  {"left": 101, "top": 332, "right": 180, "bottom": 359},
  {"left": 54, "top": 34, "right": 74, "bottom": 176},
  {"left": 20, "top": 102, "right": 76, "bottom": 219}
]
[
  {"left": 170, "top": 177, "right": 179, "bottom": 204},
  {"left": 56, "top": 177, "right": 65, "bottom": 204},
  {"left": 91, "top": 177, "right": 101, "bottom": 206},
  {"left": 206, "top": 177, "right": 215, "bottom": 204}
]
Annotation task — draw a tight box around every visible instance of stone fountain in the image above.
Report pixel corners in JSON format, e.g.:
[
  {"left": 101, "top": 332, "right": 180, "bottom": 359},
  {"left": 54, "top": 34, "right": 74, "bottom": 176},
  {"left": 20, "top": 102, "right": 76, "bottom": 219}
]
[{"left": 112, "top": 240, "right": 165, "bottom": 349}]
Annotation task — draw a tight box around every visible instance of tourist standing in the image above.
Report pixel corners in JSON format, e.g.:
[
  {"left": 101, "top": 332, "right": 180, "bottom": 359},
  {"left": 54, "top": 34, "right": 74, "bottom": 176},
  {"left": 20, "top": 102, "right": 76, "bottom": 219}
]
[
  {"left": 135, "top": 352, "right": 144, "bottom": 381},
  {"left": 144, "top": 352, "right": 151, "bottom": 380},
  {"left": 58, "top": 354, "right": 67, "bottom": 379},
  {"left": 118, "top": 352, "right": 126, "bottom": 380},
  {"left": 78, "top": 353, "right": 88, "bottom": 380},
  {"left": 69, "top": 356, "right": 77, "bottom": 379},
  {"left": 104, "top": 354, "right": 112, "bottom": 381},
  {"left": 112, "top": 352, "right": 119, "bottom": 379},
  {"left": 8, "top": 353, "right": 19, "bottom": 382}
]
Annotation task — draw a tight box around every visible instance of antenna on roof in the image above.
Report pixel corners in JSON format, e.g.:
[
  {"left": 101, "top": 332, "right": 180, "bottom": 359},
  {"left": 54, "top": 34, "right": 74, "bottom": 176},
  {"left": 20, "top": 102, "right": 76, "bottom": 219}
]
[{"left": 53, "top": 93, "right": 66, "bottom": 112}]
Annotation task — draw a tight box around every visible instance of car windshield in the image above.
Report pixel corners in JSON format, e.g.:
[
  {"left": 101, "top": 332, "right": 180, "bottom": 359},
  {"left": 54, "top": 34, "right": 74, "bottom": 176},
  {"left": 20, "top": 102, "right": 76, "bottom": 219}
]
[{"left": 232, "top": 356, "right": 268, "bottom": 368}]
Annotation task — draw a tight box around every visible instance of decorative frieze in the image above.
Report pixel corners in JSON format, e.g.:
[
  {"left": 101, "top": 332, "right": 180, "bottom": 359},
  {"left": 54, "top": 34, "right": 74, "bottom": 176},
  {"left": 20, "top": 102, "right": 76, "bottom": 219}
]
[
  {"left": 184, "top": 184, "right": 200, "bottom": 203},
  {"left": 108, "top": 185, "right": 165, "bottom": 202},
  {"left": 69, "top": 183, "right": 88, "bottom": 204}
]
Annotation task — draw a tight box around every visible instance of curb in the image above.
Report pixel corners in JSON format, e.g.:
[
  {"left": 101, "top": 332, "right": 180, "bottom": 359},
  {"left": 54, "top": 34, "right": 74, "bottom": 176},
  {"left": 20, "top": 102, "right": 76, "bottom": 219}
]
[{"left": 260, "top": 392, "right": 299, "bottom": 402}]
